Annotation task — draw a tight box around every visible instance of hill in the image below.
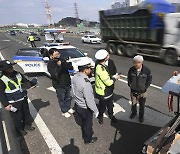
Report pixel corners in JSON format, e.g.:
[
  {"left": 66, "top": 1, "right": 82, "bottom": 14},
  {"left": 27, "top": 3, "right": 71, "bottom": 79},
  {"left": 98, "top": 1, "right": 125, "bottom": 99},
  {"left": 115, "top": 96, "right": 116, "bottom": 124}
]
[{"left": 56, "top": 17, "right": 99, "bottom": 27}]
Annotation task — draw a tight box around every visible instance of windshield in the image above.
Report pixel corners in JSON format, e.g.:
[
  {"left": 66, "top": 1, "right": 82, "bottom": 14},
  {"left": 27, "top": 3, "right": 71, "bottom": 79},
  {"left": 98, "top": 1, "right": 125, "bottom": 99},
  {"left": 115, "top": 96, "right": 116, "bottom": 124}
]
[
  {"left": 17, "top": 49, "right": 40, "bottom": 57},
  {"left": 89, "top": 36, "right": 97, "bottom": 38},
  {"left": 58, "top": 48, "right": 85, "bottom": 59}
]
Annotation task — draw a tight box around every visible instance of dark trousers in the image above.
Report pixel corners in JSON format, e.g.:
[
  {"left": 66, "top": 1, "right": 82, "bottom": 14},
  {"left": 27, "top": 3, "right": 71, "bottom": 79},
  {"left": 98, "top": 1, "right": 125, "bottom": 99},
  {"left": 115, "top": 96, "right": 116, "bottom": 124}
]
[
  {"left": 98, "top": 95, "right": 114, "bottom": 118},
  {"left": 22, "top": 97, "right": 31, "bottom": 127},
  {"left": 75, "top": 105, "right": 93, "bottom": 142},
  {"left": 10, "top": 101, "right": 24, "bottom": 131},
  {"left": 131, "top": 92, "right": 147, "bottom": 117},
  {"left": 56, "top": 86, "right": 71, "bottom": 113},
  {"left": 30, "top": 41, "right": 36, "bottom": 47}
]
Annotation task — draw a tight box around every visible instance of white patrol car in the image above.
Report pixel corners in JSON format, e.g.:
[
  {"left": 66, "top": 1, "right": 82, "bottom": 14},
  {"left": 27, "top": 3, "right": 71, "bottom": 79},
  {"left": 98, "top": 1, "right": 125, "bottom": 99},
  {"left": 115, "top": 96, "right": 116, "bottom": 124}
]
[
  {"left": 81, "top": 35, "right": 101, "bottom": 44},
  {"left": 13, "top": 42, "right": 95, "bottom": 76}
]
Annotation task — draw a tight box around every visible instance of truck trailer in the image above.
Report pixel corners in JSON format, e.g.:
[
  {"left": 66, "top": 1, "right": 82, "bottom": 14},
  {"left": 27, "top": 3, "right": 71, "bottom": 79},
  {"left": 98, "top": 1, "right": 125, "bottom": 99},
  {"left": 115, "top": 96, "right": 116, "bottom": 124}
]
[{"left": 100, "top": 0, "right": 180, "bottom": 65}]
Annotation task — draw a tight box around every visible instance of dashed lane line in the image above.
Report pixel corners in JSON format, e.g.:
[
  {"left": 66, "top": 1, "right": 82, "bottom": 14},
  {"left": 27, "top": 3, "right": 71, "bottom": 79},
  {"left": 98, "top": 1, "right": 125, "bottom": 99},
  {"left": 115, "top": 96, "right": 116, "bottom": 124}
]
[
  {"left": 0, "top": 51, "right": 63, "bottom": 154},
  {"left": 1, "top": 40, "right": 10, "bottom": 42}
]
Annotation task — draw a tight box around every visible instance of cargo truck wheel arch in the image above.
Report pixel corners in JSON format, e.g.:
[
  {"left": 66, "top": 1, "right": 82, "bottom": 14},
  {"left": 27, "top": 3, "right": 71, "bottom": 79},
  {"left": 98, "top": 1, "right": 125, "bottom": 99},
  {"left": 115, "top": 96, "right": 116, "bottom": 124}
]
[
  {"left": 107, "top": 43, "right": 116, "bottom": 54},
  {"left": 164, "top": 48, "right": 178, "bottom": 66}
]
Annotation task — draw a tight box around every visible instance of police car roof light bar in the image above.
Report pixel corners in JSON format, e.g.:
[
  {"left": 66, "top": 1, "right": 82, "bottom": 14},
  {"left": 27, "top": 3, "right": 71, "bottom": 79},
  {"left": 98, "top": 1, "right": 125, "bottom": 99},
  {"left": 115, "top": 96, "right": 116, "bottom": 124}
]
[{"left": 44, "top": 42, "right": 70, "bottom": 47}]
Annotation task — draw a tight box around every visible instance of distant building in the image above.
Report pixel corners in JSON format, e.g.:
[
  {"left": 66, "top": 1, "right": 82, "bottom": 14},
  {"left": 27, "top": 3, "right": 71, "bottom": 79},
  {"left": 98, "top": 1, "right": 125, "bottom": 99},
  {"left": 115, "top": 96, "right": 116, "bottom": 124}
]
[
  {"left": 111, "top": 2, "right": 126, "bottom": 9},
  {"left": 111, "top": 0, "right": 144, "bottom": 9},
  {"left": 125, "top": 0, "right": 144, "bottom": 6}
]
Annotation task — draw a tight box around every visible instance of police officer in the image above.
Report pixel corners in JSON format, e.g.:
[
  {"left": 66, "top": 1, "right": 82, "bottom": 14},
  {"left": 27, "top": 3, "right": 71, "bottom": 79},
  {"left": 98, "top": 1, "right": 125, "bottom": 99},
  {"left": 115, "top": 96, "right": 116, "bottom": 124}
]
[
  {"left": 128, "top": 55, "right": 152, "bottom": 123},
  {"left": 71, "top": 58, "right": 99, "bottom": 144},
  {"left": 27, "top": 34, "right": 36, "bottom": 48},
  {"left": 0, "top": 60, "right": 35, "bottom": 135},
  {"left": 95, "top": 50, "right": 120, "bottom": 125}
]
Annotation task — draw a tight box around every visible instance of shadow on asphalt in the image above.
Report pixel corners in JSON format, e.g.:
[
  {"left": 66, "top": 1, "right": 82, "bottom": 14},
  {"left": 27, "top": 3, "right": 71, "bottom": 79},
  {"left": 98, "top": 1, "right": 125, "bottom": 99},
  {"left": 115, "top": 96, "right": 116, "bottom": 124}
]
[
  {"left": 109, "top": 120, "right": 160, "bottom": 154},
  {"left": 114, "top": 93, "right": 126, "bottom": 102},
  {"left": 62, "top": 138, "right": 80, "bottom": 154},
  {"left": 18, "top": 135, "right": 30, "bottom": 154},
  {"left": 29, "top": 99, "right": 50, "bottom": 124}
]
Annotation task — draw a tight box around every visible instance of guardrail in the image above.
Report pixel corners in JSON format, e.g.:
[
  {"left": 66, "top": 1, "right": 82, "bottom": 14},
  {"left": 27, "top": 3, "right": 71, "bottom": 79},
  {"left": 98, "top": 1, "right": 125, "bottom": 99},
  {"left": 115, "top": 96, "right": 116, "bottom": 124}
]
[{"left": 0, "top": 103, "right": 22, "bottom": 154}]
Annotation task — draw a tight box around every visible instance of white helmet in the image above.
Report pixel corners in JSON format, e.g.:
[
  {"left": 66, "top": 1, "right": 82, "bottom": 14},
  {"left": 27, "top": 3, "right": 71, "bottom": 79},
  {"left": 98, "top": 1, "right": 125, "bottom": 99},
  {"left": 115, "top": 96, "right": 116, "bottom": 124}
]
[
  {"left": 77, "top": 57, "right": 92, "bottom": 67},
  {"left": 95, "top": 49, "right": 108, "bottom": 60}
]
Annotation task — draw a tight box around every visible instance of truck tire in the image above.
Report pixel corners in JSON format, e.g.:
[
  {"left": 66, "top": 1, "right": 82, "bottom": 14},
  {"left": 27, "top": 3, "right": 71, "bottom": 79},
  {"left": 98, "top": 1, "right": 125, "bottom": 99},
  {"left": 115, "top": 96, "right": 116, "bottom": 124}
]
[
  {"left": 164, "top": 49, "right": 178, "bottom": 65},
  {"left": 107, "top": 43, "right": 116, "bottom": 54},
  {"left": 125, "top": 44, "right": 136, "bottom": 57},
  {"left": 117, "top": 44, "right": 125, "bottom": 56}
]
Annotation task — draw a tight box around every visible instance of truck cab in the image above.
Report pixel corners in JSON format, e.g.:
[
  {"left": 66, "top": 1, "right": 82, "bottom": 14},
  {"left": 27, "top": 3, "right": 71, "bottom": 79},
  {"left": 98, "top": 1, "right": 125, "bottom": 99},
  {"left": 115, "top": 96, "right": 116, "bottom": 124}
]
[{"left": 162, "top": 13, "right": 180, "bottom": 65}]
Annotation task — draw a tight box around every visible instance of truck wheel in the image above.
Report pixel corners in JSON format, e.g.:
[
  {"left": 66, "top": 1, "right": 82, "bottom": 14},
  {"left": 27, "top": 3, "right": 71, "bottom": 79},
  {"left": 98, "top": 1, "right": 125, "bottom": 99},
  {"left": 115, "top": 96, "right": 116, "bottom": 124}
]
[
  {"left": 125, "top": 44, "right": 136, "bottom": 57},
  {"left": 117, "top": 44, "right": 125, "bottom": 56},
  {"left": 107, "top": 43, "right": 116, "bottom": 54},
  {"left": 164, "top": 49, "right": 178, "bottom": 65}
]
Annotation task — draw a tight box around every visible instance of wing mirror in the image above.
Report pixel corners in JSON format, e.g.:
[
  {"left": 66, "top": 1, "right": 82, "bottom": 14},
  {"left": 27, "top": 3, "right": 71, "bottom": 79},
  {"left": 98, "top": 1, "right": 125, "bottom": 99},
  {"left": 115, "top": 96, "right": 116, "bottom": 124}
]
[
  {"left": 43, "top": 57, "right": 50, "bottom": 61},
  {"left": 84, "top": 53, "right": 88, "bottom": 56}
]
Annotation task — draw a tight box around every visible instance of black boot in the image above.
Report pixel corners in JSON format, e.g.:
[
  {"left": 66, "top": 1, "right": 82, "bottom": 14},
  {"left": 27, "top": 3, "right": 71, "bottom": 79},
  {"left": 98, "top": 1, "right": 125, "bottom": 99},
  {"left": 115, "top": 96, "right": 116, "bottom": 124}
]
[
  {"left": 24, "top": 125, "right": 35, "bottom": 131},
  {"left": 98, "top": 116, "right": 103, "bottom": 125},
  {"left": 139, "top": 115, "right": 144, "bottom": 123},
  {"left": 84, "top": 137, "right": 98, "bottom": 144},
  {"left": 110, "top": 116, "right": 118, "bottom": 123},
  {"left": 130, "top": 112, "right": 137, "bottom": 119}
]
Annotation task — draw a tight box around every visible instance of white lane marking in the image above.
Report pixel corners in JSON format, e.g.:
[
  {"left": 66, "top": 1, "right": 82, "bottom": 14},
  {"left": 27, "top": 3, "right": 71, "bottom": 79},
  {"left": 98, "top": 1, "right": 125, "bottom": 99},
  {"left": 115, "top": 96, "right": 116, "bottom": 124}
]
[
  {"left": 2, "top": 40, "right": 10, "bottom": 42},
  {"left": 0, "top": 52, "right": 5, "bottom": 60},
  {"left": 0, "top": 52, "right": 62, "bottom": 153},
  {"left": 113, "top": 103, "right": 126, "bottom": 115},
  {"left": 47, "top": 87, "right": 56, "bottom": 92},
  {"left": 2, "top": 121, "right": 11, "bottom": 151},
  {"left": 0, "top": 103, "right": 11, "bottom": 151},
  {"left": 28, "top": 98, "right": 62, "bottom": 154},
  {"left": 118, "top": 79, "right": 128, "bottom": 84}
]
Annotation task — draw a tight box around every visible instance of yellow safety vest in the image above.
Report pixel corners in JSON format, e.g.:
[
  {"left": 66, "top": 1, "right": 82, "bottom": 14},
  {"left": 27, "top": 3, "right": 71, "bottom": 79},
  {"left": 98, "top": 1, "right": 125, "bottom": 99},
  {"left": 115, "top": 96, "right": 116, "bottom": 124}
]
[
  {"left": 95, "top": 64, "right": 114, "bottom": 96},
  {"left": 0, "top": 74, "right": 24, "bottom": 103},
  {"left": 28, "top": 35, "right": 34, "bottom": 41}
]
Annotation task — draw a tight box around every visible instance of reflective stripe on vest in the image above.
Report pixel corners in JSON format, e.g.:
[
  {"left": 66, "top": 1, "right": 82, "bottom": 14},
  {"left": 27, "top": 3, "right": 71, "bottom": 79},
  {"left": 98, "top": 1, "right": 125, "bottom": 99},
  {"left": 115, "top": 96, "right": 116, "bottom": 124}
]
[{"left": 0, "top": 74, "right": 24, "bottom": 103}]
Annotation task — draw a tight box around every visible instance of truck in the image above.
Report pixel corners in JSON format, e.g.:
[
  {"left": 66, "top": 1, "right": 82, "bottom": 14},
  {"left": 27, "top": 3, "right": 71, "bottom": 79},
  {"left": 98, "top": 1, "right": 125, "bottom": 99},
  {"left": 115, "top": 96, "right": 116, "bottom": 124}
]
[{"left": 99, "top": 0, "right": 180, "bottom": 65}]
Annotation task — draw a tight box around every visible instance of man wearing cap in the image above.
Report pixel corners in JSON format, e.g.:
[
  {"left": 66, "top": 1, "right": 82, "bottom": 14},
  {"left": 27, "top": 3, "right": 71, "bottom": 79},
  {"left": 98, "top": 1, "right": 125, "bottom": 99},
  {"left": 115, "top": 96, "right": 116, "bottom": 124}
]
[
  {"left": 0, "top": 60, "right": 35, "bottom": 135},
  {"left": 95, "top": 49, "right": 120, "bottom": 125},
  {"left": 71, "top": 58, "right": 99, "bottom": 144},
  {"left": 128, "top": 55, "right": 152, "bottom": 123}
]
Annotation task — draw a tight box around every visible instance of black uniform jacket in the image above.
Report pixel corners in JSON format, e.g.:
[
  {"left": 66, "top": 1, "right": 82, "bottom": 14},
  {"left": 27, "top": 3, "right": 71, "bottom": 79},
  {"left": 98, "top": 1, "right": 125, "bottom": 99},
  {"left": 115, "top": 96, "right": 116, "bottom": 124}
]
[
  {"left": 47, "top": 59, "right": 73, "bottom": 89},
  {"left": 128, "top": 65, "right": 152, "bottom": 93}
]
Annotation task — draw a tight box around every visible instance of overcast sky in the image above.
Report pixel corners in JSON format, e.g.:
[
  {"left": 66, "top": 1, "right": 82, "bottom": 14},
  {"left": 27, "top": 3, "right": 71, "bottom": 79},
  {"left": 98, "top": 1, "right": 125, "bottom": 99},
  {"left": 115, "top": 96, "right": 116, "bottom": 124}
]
[
  {"left": 0, "top": 0, "right": 176, "bottom": 24},
  {"left": 0, "top": 0, "right": 124, "bottom": 24}
]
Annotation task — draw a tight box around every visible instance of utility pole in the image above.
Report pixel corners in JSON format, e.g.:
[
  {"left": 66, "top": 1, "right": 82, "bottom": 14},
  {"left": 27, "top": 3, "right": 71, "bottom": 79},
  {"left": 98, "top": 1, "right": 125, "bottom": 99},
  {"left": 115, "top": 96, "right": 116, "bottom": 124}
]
[
  {"left": 74, "top": 3, "right": 80, "bottom": 25},
  {"left": 44, "top": 0, "right": 54, "bottom": 28}
]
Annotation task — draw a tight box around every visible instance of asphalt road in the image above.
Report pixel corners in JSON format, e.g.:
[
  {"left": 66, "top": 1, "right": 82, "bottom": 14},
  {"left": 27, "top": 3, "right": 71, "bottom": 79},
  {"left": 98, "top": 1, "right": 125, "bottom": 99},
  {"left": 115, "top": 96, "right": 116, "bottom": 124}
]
[{"left": 0, "top": 32, "right": 177, "bottom": 154}]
